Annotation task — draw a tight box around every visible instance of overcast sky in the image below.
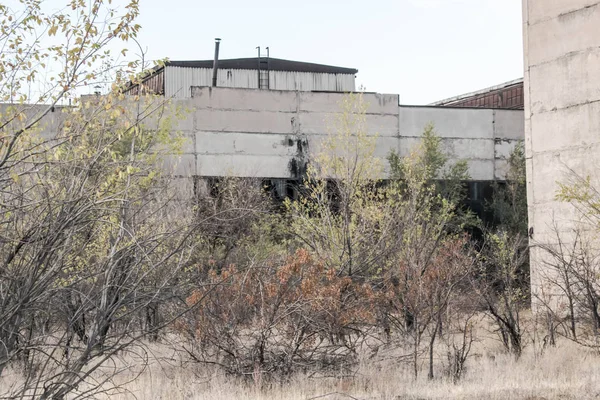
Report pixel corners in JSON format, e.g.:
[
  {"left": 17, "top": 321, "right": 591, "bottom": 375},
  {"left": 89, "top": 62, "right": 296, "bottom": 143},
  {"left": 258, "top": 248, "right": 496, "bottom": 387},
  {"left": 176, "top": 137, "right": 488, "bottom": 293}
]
[{"left": 135, "top": 0, "right": 523, "bottom": 105}]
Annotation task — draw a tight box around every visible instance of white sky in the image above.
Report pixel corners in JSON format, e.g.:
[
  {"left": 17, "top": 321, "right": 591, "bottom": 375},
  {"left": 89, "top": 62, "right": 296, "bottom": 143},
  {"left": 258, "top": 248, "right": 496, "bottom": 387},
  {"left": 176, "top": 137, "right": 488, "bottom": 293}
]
[
  {"left": 6, "top": 0, "right": 524, "bottom": 104},
  {"left": 134, "top": 0, "right": 524, "bottom": 105}
]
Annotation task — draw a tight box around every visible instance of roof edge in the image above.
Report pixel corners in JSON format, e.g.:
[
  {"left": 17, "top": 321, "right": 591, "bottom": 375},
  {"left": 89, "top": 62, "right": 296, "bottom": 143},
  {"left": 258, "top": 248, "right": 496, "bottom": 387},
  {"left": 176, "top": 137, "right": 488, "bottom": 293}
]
[{"left": 164, "top": 57, "right": 358, "bottom": 75}]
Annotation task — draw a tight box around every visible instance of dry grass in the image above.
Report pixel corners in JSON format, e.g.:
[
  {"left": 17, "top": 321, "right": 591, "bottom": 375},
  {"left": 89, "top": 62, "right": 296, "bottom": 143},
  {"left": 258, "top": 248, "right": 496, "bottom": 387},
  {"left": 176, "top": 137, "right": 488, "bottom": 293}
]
[
  {"left": 65, "top": 344, "right": 600, "bottom": 399},
  {"left": 3, "top": 326, "right": 599, "bottom": 399},
  {"left": 130, "top": 343, "right": 599, "bottom": 399}
]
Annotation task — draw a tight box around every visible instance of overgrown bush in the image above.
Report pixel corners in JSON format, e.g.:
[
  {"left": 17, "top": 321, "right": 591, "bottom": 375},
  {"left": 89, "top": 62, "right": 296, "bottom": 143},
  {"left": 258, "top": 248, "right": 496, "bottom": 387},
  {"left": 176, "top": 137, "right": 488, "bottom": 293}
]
[{"left": 178, "top": 249, "right": 376, "bottom": 381}]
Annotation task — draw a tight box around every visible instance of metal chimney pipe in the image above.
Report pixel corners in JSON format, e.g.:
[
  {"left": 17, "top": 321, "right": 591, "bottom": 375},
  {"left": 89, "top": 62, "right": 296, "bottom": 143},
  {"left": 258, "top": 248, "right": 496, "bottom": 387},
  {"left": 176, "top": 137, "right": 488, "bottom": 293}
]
[{"left": 212, "top": 38, "right": 221, "bottom": 87}]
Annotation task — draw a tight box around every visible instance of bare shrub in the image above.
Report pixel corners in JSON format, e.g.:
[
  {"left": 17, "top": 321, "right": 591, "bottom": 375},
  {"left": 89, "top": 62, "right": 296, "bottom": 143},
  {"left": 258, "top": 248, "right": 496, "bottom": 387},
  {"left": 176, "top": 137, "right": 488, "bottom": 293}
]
[
  {"left": 178, "top": 249, "right": 377, "bottom": 382},
  {"left": 382, "top": 236, "right": 475, "bottom": 379},
  {"left": 537, "top": 224, "right": 600, "bottom": 346},
  {"left": 471, "top": 231, "right": 529, "bottom": 357},
  {"left": 193, "top": 176, "right": 275, "bottom": 270}
]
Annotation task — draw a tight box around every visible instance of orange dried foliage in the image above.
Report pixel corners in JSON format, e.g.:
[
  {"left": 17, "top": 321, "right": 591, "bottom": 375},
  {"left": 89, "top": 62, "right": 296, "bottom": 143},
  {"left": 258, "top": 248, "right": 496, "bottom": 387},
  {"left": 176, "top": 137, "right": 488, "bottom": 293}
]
[{"left": 178, "top": 249, "right": 377, "bottom": 377}]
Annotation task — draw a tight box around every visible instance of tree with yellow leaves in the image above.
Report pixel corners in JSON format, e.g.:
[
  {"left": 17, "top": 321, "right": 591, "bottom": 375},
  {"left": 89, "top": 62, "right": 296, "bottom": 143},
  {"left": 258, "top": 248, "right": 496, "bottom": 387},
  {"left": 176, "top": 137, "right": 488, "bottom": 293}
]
[
  {"left": 286, "top": 92, "right": 398, "bottom": 279},
  {"left": 0, "top": 2, "right": 199, "bottom": 398}
]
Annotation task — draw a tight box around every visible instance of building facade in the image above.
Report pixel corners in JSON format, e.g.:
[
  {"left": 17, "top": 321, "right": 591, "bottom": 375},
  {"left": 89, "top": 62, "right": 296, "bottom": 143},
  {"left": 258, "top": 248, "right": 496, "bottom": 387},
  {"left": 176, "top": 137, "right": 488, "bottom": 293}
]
[
  {"left": 523, "top": 0, "right": 600, "bottom": 303},
  {"left": 170, "top": 87, "right": 523, "bottom": 181},
  {"left": 15, "top": 54, "right": 526, "bottom": 219}
]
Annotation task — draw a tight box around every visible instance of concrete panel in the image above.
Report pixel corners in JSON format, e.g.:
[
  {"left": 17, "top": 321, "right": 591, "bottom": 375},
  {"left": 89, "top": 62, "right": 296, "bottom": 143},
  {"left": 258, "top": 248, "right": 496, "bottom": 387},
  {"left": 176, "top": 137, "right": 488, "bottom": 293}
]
[
  {"left": 307, "top": 135, "right": 399, "bottom": 163},
  {"left": 374, "top": 136, "right": 400, "bottom": 159},
  {"left": 399, "top": 137, "right": 494, "bottom": 161},
  {"left": 398, "top": 136, "right": 494, "bottom": 180},
  {"left": 494, "top": 141, "right": 522, "bottom": 180},
  {"left": 530, "top": 201, "right": 581, "bottom": 237},
  {"left": 365, "top": 114, "right": 400, "bottom": 137},
  {"left": 524, "top": 118, "right": 533, "bottom": 158},
  {"left": 190, "top": 86, "right": 297, "bottom": 112},
  {"left": 298, "top": 92, "right": 345, "bottom": 113},
  {"left": 194, "top": 109, "right": 295, "bottom": 134},
  {"left": 445, "top": 138, "right": 494, "bottom": 160},
  {"left": 494, "top": 159, "right": 510, "bottom": 180},
  {"left": 494, "top": 140, "right": 518, "bottom": 160},
  {"left": 528, "top": 0, "right": 599, "bottom": 25},
  {"left": 163, "top": 154, "right": 195, "bottom": 176},
  {"left": 298, "top": 91, "right": 399, "bottom": 115},
  {"left": 0, "top": 104, "right": 67, "bottom": 140},
  {"left": 525, "top": 156, "right": 535, "bottom": 226},
  {"left": 297, "top": 112, "right": 399, "bottom": 137},
  {"left": 141, "top": 98, "right": 196, "bottom": 132},
  {"left": 463, "top": 159, "right": 494, "bottom": 181},
  {"left": 529, "top": 146, "right": 600, "bottom": 205},
  {"left": 529, "top": 101, "right": 600, "bottom": 153},
  {"left": 180, "top": 134, "right": 195, "bottom": 154},
  {"left": 529, "top": 47, "right": 600, "bottom": 114},
  {"left": 399, "top": 107, "right": 494, "bottom": 139},
  {"left": 197, "top": 154, "right": 293, "bottom": 178},
  {"left": 495, "top": 110, "right": 525, "bottom": 140},
  {"left": 152, "top": 133, "right": 195, "bottom": 155},
  {"left": 397, "top": 137, "right": 422, "bottom": 157},
  {"left": 365, "top": 93, "right": 400, "bottom": 115},
  {"left": 523, "top": 71, "right": 531, "bottom": 118},
  {"left": 119, "top": 97, "right": 194, "bottom": 133},
  {"left": 294, "top": 112, "right": 332, "bottom": 135},
  {"left": 172, "top": 109, "right": 195, "bottom": 132},
  {"left": 195, "top": 132, "right": 298, "bottom": 156},
  {"left": 530, "top": 151, "right": 566, "bottom": 205},
  {"left": 528, "top": 3, "right": 600, "bottom": 66}
]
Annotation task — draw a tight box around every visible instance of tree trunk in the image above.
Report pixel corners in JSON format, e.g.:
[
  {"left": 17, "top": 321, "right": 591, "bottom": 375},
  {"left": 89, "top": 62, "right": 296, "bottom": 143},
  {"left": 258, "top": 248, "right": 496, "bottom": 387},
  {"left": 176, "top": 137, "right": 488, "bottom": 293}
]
[
  {"left": 428, "top": 320, "right": 439, "bottom": 380},
  {"left": 145, "top": 303, "right": 159, "bottom": 341}
]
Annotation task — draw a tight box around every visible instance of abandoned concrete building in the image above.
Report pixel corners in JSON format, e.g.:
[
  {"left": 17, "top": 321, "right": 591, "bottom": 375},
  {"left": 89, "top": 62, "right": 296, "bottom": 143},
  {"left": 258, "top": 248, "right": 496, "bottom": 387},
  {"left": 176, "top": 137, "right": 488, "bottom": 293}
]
[
  {"left": 8, "top": 42, "right": 525, "bottom": 222},
  {"left": 119, "top": 45, "right": 527, "bottom": 217},
  {"left": 0, "top": 51, "right": 525, "bottom": 226}
]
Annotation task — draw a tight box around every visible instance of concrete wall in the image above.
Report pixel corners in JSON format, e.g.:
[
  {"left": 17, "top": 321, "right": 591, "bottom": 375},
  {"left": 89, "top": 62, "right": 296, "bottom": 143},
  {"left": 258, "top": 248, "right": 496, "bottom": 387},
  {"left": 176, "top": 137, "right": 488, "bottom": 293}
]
[
  {"left": 167, "top": 87, "right": 523, "bottom": 182},
  {"left": 523, "top": 0, "right": 600, "bottom": 300},
  {"left": 0, "top": 87, "right": 524, "bottom": 187},
  {"left": 0, "top": 103, "right": 68, "bottom": 140}
]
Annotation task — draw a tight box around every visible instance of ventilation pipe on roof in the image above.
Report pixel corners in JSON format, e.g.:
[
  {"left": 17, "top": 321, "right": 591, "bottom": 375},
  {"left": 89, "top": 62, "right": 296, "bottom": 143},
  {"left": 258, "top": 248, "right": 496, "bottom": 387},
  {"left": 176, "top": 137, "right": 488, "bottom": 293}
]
[{"left": 212, "top": 38, "right": 221, "bottom": 87}]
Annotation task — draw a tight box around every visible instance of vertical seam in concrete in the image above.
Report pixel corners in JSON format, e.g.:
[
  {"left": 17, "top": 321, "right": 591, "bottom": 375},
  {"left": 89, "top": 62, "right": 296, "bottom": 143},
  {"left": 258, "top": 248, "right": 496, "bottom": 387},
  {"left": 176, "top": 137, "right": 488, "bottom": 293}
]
[
  {"left": 193, "top": 129, "right": 198, "bottom": 177},
  {"left": 492, "top": 109, "right": 497, "bottom": 180},
  {"left": 396, "top": 102, "right": 401, "bottom": 158},
  {"left": 193, "top": 102, "right": 198, "bottom": 177},
  {"left": 294, "top": 91, "right": 301, "bottom": 135},
  {"left": 293, "top": 90, "right": 302, "bottom": 180},
  {"left": 525, "top": 22, "right": 534, "bottom": 231},
  {"left": 522, "top": 0, "right": 539, "bottom": 304}
]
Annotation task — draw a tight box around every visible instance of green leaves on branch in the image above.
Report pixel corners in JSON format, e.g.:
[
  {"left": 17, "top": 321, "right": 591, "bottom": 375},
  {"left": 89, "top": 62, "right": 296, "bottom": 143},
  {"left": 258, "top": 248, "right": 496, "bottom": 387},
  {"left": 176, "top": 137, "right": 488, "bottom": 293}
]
[{"left": 286, "top": 95, "right": 472, "bottom": 279}]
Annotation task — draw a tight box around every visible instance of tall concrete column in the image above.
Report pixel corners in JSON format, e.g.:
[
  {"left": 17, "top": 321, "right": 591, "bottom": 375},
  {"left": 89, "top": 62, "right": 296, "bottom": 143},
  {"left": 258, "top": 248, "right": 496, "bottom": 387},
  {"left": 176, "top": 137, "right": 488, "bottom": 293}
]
[{"left": 523, "top": 0, "right": 600, "bottom": 306}]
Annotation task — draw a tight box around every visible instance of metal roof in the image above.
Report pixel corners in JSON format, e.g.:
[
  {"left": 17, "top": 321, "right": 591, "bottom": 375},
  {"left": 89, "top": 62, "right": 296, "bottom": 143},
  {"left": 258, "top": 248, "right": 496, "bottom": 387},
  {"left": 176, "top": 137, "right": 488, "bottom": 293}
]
[
  {"left": 430, "top": 78, "right": 524, "bottom": 106},
  {"left": 165, "top": 58, "right": 358, "bottom": 75}
]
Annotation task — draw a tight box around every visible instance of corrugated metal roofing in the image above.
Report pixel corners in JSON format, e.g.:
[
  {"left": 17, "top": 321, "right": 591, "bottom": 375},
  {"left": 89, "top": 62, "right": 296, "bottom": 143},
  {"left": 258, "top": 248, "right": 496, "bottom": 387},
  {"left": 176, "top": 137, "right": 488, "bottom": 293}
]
[
  {"left": 164, "top": 67, "right": 356, "bottom": 98},
  {"left": 431, "top": 78, "right": 524, "bottom": 106},
  {"left": 165, "top": 58, "right": 358, "bottom": 75},
  {"left": 268, "top": 70, "right": 355, "bottom": 92},
  {"left": 165, "top": 67, "right": 259, "bottom": 97}
]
